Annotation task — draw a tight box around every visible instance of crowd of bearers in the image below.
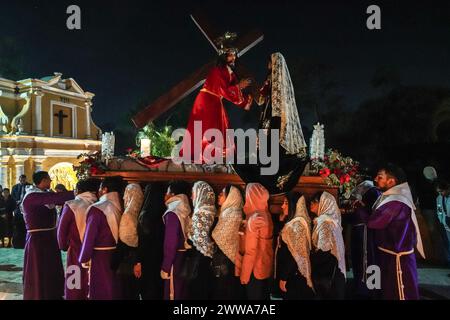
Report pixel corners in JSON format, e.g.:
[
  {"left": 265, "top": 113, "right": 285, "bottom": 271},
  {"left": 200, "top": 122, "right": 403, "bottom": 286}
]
[{"left": 23, "top": 162, "right": 425, "bottom": 300}]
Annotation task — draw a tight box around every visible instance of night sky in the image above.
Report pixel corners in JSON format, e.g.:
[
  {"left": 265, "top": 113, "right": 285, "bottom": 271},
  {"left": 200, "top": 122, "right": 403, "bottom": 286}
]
[{"left": 2, "top": 0, "right": 450, "bottom": 132}]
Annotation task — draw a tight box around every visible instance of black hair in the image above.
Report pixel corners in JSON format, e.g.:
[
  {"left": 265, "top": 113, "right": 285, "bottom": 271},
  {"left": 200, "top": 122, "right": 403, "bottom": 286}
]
[
  {"left": 435, "top": 178, "right": 449, "bottom": 191},
  {"left": 19, "top": 174, "right": 27, "bottom": 179},
  {"left": 100, "top": 176, "right": 126, "bottom": 194},
  {"left": 54, "top": 184, "right": 68, "bottom": 192},
  {"left": 77, "top": 178, "right": 101, "bottom": 194},
  {"left": 378, "top": 163, "right": 407, "bottom": 184},
  {"left": 33, "top": 171, "right": 50, "bottom": 185},
  {"left": 224, "top": 184, "right": 243, "bottom": 197},
  {"left": 139, "top": 182, "right": 167, "bottom": 235},
  {"left": 285, "top": 192, "right": 302, "bottom": 222},
  {"left": 167, "top": 180, "right": 191, "bottom": 197},
  {"left": 3, "top": 188, "right": 10, "bottom": 192},
  {"left": 311, "top": 191, "right": 324, "bottom": 203},
  {"left": 216, "top": 51, "right": 237, "bottom": 69}
]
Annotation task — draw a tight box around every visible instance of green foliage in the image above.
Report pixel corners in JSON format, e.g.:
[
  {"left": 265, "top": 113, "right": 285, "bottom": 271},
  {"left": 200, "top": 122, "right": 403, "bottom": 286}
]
[{"left": 135, "top": 122, "right": 175, "bottom": 157}]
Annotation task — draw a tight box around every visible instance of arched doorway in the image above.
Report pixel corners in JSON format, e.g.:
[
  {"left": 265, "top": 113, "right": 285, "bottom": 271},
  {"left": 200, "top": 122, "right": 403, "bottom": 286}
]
[{"left": 48, "top": 162, "right": 78, "bottom": 191}]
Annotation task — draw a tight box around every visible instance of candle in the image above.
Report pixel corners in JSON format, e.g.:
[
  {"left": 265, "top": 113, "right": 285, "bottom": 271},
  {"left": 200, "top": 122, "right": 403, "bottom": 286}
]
[
  {"left": 140, "top": 138, "right": 151, "bottom": 157},
  {"left": 101, "top": 132, "right": 115, "bottom": 163}
]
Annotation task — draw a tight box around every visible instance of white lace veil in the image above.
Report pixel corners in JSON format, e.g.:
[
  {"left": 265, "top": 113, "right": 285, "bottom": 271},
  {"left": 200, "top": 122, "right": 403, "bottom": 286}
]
[
  {"left": 119, "top": 183, "right": 144, "bottom": 248},
  {"left": 189, "top": 181, "right": 216, "bottom": 258},
  {"left": 281, "top": 196, "right": 314, "bottom": 289},
  {"left": 271, "top": 52, "right": 307, "bottom": 156},
  {"left": 312, "top": 191, "right": 346, "bottom": 278}
]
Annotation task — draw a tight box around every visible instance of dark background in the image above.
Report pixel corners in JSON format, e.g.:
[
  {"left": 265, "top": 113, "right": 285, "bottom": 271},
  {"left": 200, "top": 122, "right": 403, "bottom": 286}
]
[{"left": 1, "top": 0, "right": 449, "bottom": 181}]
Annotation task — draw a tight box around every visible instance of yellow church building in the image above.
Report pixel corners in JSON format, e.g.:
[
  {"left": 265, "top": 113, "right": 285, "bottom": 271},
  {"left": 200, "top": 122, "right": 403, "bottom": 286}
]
[{"left": 0, "top": 72, "right": 102, "bottom": 190}]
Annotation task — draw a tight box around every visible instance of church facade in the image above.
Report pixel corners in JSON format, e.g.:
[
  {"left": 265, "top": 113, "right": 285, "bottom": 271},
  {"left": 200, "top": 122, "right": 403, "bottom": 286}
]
[{"left": 0, "top": 72, "right": 102, "bottom": 190}]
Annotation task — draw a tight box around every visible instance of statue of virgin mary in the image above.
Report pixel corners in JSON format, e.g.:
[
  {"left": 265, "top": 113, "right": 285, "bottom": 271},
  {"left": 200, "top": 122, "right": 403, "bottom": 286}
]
[{"left": 233, "top": 52, "right": 308, "bottom": 194}]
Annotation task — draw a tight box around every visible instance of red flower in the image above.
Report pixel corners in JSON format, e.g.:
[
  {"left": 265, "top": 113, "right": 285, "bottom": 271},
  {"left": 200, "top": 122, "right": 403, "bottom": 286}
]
[
  {"left": 334, "top": 168, "right": 342, "bottom": 176},
  {"left": 89, "top": 166, "right": 104, "bottom": 175},
  {"left": 126, "top": 148, "right": 133, "bottom": 153},
  {"left": 319, "top": 168, "right": 331, "bottom": 177},
  {"left": 344, "top": 174, "right": 351, "bottom": 183}
]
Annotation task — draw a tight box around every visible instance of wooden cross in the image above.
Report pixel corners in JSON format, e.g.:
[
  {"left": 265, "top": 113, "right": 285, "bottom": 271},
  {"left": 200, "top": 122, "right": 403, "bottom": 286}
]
[
  {"left": 54, "top": 110, "right": 68, "bottom": 134},
  {"left": 132, "top": 12, "right": 264, "bottom": 128}
]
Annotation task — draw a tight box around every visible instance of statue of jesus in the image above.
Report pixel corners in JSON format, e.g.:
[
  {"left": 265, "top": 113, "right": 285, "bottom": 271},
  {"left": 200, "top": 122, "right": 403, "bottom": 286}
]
[{"left": 180, "top": 34, "right": 253, "bottom": 163}]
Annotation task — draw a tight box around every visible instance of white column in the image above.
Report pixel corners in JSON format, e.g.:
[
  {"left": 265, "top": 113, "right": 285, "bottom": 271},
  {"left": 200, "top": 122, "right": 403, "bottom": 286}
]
[
  {"left": 0, "top": 158, "right": 9, "bottom": 189},
  {"left": 85, "top": 101, "right": 92, "bottom": 139},
  {"left": 33, "top": 156, "right": 46, "bottom": 172},
  {"left": 33, "top": 91, "right": 44, "bottom": 136},
  {"left": 15, "top": 163, "right": 24, "bottom": 182}
]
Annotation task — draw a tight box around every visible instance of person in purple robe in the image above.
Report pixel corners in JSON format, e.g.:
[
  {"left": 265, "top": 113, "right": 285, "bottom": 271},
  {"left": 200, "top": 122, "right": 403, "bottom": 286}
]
[
  {"left": 57, "top": 178, "right": 100, "bottom": 300},
  {"left": 21, "top": 171, "right": 75, "bottom": 300},
  {"left": 161, "top": 181, "right": 192, "bottom": 300},
  {"left": 368, "top": 164, "right": 425, "bottom": 300},
  {"left": 349, "top": 180, "right": 381, "bottom": 298},
  {"left": 79, "top": 176, "right": 125, "bottom": 300}
]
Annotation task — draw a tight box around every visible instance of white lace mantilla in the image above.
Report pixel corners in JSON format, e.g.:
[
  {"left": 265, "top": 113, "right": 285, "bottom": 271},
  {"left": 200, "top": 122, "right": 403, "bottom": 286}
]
[{"left": 271, "top": 52, "right": 307, "bottom": 156}]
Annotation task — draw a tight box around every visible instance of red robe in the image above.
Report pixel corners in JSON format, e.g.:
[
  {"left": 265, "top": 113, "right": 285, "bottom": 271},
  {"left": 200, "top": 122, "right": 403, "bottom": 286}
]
[{"left": 180, "top": 65, "right": 251, "bottom": 163}]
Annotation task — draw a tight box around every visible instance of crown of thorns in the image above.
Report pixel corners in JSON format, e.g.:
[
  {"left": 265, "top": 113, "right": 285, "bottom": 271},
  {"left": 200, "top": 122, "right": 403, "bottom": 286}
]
[{"left": 215, "top": 31, "right": 238, "bottom": 56}]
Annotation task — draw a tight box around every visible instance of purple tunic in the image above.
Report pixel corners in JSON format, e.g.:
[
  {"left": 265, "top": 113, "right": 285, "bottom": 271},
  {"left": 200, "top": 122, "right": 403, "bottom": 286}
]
[
  {"left": 162, "top": 212, "right": 187, "bottom": 300},
  {"left": 57, "top": 205, "right": 89, "bottom": 300},
  {"left": 22, "top": 191, "right": 75, "bottom": 300},
  {"left": 351, "top": 187, "right": 381, "bottom": 297},
  {"left": 368, "top": 201, "right": 419, "bottom": 300},
  {"left": 79, "top": 206, "right": 121, "bottom": 300}
]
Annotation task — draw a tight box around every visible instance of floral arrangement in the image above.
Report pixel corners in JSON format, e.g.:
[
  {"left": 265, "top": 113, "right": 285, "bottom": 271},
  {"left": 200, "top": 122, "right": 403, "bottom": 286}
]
[
  {"left": 133, "top": 122, "right": 175, "bottom": 158},
  {"left": 73, "top": 151, "right": 108, "bottom": 180},
  {"left": 311, "top": 149, "right": 360, "bottom": 199}
]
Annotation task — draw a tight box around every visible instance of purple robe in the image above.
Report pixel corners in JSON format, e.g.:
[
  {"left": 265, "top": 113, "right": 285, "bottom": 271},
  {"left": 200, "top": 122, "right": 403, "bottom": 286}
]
[
  {"left": 79, "top": 206, "right": 121, "bottom": 300},
  {"left": 368, "top": 201, "right": 419, "bottom": 300},
  {"left": 351, "top": 187, "right": 381, "bottom": 297},
  {"left": 57, "top": 205, "right": 89, "bottom": 300},
  {"left": 162, "top": 212, "right": 187, "bottom": 300},
  {"left": 22, "top": 191, "right": 75, "bottom": 300}
]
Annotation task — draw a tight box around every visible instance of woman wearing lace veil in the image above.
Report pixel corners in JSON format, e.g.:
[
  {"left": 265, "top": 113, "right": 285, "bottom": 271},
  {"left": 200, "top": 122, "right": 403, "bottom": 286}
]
[
  {"left": 310, "top": 191, "right": 346, "bottom": 300},
  {"left": 186, "top": 181, "right": 217, "bottom": 299},
  {"left": 211, "top": 185, "right": 245, "bottom": 300},
  {"left": 277, "top": 193, "right": 315, "bottom": 299},
  {"left": 233, "top": 52, "right": 308, "bottom": 194}
]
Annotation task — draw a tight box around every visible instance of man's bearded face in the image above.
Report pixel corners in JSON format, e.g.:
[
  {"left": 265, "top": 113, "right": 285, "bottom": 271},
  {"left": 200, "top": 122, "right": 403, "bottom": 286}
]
[
  {"left": 226, "top": 52, "right": 236, "bottom": 68},
  {"left": 374, "top": 170, "right": 396, "bottom": 191}
]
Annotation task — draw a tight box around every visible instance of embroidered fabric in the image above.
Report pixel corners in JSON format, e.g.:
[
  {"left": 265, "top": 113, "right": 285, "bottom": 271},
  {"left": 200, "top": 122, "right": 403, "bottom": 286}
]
[
  {"left": 188, "top": 181, "right": 216, "bottom": 258},
  {"left": 119, "top": 183, "right": 144, "bottom": 248},
  {"left": 270, "top": 52, "right": 307, "bottom": 156},
  {"left": 312, "top": 192, "right": 346, "bottom": 278},
  {"left": 281, "top": 196, "right": 314, "bottom": 288},
  {"left": 212, "top": 186, "right": 244, "bottom": 264}
]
